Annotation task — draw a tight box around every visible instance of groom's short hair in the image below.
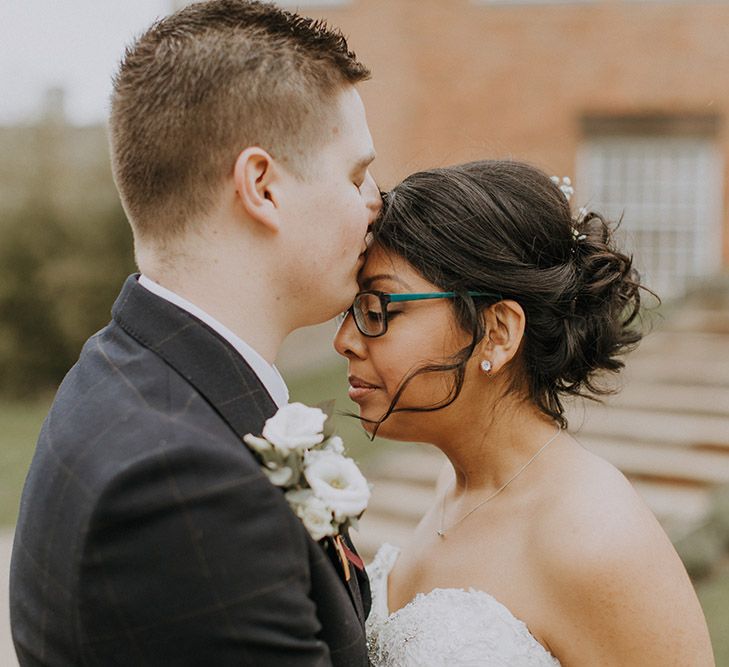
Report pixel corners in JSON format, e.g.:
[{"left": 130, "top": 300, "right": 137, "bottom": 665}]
[{"left": 109, "top": 0, "right": 370, "bottom": 241}]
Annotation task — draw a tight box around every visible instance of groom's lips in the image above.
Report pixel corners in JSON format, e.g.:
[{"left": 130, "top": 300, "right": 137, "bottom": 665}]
[{"left": 348, "top": 375, "right": 380, "bottom": 402}]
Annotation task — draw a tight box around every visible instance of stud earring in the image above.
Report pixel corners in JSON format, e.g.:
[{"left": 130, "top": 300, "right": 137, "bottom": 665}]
[{"left": 480, "top": 359, "right": 492, "bottom": 373}]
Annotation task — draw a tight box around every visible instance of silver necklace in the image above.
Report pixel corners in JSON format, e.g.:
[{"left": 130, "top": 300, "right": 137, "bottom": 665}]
[{"left": 437, "top": 424, "right": 562, "bottom": 538}]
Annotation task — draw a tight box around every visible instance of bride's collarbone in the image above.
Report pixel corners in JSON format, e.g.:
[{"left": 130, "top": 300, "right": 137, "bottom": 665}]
[
  {"left": 389, "top": 530, "right": 535, "bottom": 613},
  {"left": 394, "top": 517, "right": 557, "bottom": 625}
]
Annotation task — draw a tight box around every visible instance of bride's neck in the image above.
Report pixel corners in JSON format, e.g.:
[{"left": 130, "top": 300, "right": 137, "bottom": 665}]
[{"left": 437, "top": 405, "right": 560, "bottom": 495}]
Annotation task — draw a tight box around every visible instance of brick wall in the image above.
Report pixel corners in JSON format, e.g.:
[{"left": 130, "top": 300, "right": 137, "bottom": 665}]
[{"left": 297, "top": 0, "right": 729, "bottom": 266}]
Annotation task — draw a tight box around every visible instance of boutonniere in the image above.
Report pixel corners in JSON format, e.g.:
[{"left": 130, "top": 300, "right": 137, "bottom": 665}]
[{"left": 244, "top": 402, "right": 371, "bottom": 549}]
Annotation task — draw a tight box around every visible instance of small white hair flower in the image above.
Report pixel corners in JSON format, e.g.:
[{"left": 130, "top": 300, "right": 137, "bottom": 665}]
[
  {"left": 571, "top": 227, "right": 587, "bottom": 242},
  {"left": 551, "top": 175, "right": 574, "bottom": 202}
]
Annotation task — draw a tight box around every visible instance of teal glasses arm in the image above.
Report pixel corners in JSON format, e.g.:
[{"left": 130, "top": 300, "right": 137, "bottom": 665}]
[{"left": 387, "top": 291, "right": 501, "bottom": 303}]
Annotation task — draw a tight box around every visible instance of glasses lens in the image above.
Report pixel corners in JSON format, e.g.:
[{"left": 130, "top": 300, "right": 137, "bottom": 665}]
[{"left": 353, "top": 292, "right": 385, "bottom": 335}]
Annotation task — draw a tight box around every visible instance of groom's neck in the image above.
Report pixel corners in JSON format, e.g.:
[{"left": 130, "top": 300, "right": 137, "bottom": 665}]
[{"left": 136, "top": 238, "right": 290, "bottom": 364}]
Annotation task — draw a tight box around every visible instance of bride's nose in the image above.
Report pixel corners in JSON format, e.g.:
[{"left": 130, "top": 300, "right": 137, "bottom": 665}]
[{"left": 334, "top": 312, "right": 368, "bottom": 360}]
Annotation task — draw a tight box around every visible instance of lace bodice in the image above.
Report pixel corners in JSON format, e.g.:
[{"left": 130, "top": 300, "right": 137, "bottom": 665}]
[{"left": 366, "top": 543, "right": 561, "bottom": 667}]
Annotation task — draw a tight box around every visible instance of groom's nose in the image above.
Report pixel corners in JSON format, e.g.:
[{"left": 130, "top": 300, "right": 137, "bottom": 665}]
[{"left": 363, "top": 171, "right": 382, "bottom": 221}]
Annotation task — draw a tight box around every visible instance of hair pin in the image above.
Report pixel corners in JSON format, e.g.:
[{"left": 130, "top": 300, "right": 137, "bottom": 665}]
[
  {"left": 550, "top": 175, "right": 574, "bottom": 202},
  {"left": 571, "top": 227, "right": 587, "bottom": 242}
]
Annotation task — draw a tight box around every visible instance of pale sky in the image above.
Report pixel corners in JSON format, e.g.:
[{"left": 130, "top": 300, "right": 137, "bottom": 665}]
[{"left": 1, "top": 1, "right": 179, "bottom": 126}]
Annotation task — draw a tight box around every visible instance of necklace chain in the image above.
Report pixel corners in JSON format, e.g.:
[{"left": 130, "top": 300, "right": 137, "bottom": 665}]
[{"left": 437, "top": 424, "right": 562, "bottom": 538}]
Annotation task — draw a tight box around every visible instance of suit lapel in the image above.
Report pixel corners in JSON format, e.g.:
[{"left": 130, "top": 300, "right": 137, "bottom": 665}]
[{"left": 112, "top": 275, "right": 278, "bottom": 440}]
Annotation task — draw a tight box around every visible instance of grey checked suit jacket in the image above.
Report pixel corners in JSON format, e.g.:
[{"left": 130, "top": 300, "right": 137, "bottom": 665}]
[{"left": 10, "top": 274, "right": 371, "bottom": 666}]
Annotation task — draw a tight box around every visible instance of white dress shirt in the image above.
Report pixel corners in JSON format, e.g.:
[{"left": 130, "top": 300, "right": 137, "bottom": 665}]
[{"left": 138, "top": 274, "right": 289, "bottom": 408}]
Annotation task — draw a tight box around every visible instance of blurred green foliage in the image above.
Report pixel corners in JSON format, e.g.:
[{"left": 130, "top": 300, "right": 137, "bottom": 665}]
[
  {"left": 0, "top": 399, "right": 51, "bottom": 526},
  {"left": 697, "top": 562, "right": 729, "bottom": 666},
  {"left": 0, "top": 202, "right": 135, "bottom": 397}
]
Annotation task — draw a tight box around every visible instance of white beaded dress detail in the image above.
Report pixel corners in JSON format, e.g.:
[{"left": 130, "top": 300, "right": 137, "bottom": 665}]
[{"left": 366, "top": 543, "right": 561, "bottom": 667}]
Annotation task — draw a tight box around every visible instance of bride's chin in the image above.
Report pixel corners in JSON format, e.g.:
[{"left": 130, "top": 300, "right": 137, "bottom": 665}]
[{"left": 360, "top": 416, "right": 413, "bottom": 443}]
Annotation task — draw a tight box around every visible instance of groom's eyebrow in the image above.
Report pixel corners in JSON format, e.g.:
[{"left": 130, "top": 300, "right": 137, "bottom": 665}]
[{"left": 361, "top": 274, "right": 411, "bottom": 289}]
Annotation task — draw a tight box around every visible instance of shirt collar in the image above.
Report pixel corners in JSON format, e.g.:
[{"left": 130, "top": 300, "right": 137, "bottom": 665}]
[{"left": 137, "top": 274, "right": 289, "bottom": 408}]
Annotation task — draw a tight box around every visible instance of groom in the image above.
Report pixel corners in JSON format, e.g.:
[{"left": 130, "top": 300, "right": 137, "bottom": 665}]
[{"left": 9, "top": 1, "right": 380, "bottom": 665}]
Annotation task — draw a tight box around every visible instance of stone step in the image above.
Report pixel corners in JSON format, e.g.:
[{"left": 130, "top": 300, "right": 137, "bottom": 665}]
[
  {"left": 352, "top": 513, "right": 414, "bottom": 563},
  {"left": 624, "top": 356, "right": 729, "bottom": 388},
  {"left": 637, "top": 330, "right": 729, "bottom": 357},
  {"left": 366, "top": 446, "right": 443, "bottom": 487},
  {"left": 579, "top": 437, "right": 729, "bottom": 486},
  {"left": 367, "top": 479, "right": 434, "bottom": 522},
  {"left": 606, "top": 382, "right": 729, "bottom": 418},
  {"left": 666, "top": 309, "right": 729, "bottom": 335},
  {"left": 626, "top": 480, "right": 712, "bottom": 541},
  {"left": 568, "top": 406, "right": 729, "bottom": 450}
]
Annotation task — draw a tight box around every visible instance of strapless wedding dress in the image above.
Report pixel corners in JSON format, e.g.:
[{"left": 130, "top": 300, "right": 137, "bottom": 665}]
[{"left": 366, "top": 543, "right": 561, "bottom": 667}]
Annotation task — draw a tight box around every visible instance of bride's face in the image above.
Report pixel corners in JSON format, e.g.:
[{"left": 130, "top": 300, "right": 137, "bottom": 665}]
[{"left": 334, "top": 244, "right": 473, "bottom": 441}]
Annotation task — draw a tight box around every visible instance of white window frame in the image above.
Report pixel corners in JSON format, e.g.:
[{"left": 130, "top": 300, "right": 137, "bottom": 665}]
[
  {"left": 275, "top": 0, "right": 351, "bottom": 6},
  {"left": 471, "top": 0, "right": 598, "bottom": 5},
  {"left": 577, "top": 119, "right": 724, "bottom": 300},
  {"left": 174, "top": 0, "right": 351, "bottom": 8}
]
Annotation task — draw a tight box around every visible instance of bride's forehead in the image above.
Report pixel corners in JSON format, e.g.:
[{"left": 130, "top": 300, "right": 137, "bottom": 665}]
[
  {"left": 358, "top": 251, "right": 436, "bottom": 293},
  {"left": 361, "top": 246, "right": 411, "bottom": 277}
]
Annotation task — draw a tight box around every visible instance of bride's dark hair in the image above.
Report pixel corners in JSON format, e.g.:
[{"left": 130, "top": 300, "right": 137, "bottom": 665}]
[{"left": 369, "top": 159, "right": 646, "bottom": 431}]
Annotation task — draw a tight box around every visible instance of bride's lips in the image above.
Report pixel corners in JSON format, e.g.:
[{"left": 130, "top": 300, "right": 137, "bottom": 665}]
[{"left": 348, "top": 375, "right": 380, "bottom": 402}]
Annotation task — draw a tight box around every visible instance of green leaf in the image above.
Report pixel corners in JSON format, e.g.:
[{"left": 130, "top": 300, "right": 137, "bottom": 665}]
[{"left": 317, "top": 399, "right": 337, "bottom": 439}]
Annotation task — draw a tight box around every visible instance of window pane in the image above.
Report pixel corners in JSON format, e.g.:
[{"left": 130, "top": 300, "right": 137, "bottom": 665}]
[{"left": 577, "top": 131, "right": 723, "bottom": 300}]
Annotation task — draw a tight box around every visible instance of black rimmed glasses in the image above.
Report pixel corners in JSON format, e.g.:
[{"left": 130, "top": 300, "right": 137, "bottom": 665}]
[{"left": 339, "top": 290, "right": 502, "bottom": 338}]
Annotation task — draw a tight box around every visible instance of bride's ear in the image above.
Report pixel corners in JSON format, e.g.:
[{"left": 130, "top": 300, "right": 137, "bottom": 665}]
[
  {"left": 478, "top": 300, "right": 526, "bottom": 373},
  {"left": 233, "top": 147, "right": 281, "bottom": 234}
]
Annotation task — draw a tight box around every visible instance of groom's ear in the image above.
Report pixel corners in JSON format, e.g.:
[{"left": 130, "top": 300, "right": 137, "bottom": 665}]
[{"left": 233, "top": 147, "right": 281, "bottom": 234}]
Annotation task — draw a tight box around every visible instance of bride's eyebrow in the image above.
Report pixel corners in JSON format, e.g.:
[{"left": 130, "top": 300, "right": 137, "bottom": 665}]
[{"left": 361, "top": 274, "right": 412, "bottom": 290}]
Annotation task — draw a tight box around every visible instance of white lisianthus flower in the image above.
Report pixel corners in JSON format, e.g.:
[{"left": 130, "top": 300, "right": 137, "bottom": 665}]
[
  {"left": 242, "top": 434, "right": 272, "bottom": 454},
  {"left": 285, "top": 489, "right": 335, "bottom": 541},
  {"left": 285, "top": 488, "right": 315, "bottom": 510},
  {"left": 304, "top": 451, "right": 370, "bottom": 522},
  {"left": 263, "top": 463, "right": 294, "bottom": 487},
  {"left": 323, "top": 435, "right": 345, "bottom": 455},
  {"left": 262, "top": 402, "right": 327, "bottom": 455}
]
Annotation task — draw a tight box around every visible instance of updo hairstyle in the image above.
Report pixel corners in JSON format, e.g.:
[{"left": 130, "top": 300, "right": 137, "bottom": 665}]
[{"left": 371, "top": 159, "right": 645, "bottom": 429}]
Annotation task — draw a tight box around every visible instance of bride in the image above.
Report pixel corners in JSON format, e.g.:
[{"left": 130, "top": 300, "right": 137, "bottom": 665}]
[{"left": 334, "top": 160, "right": 714, "bottom": 666}]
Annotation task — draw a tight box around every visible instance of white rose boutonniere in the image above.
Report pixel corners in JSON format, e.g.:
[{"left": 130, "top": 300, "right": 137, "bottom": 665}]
[
  {"left": 285, "top": 489, "right": 335, "bottom": 542},
  {"left": 304, "top": 450, "right": 370, "bottom": 523},
  {"left": 243, "top": 401, "right": 370, "bottom": 546},
  {"left": 261, "top": 402, "right": 327, "bottom": 454}
]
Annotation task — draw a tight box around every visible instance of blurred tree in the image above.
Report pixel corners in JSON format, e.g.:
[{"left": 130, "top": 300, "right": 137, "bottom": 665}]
[{"left": 0, "top": 201, "right": 135, "bottom": 397}]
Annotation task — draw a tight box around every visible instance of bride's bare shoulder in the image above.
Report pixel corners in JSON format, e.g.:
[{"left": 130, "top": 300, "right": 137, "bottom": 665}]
[
  {"left": 539, "top": 441, "right": 655, "bottom": 540},
  {"left": 535, "top": 441, "right": 677, "bottom": 575},
  {"left": 533, "top": 441, "right": 714, "bottom": 665}
]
